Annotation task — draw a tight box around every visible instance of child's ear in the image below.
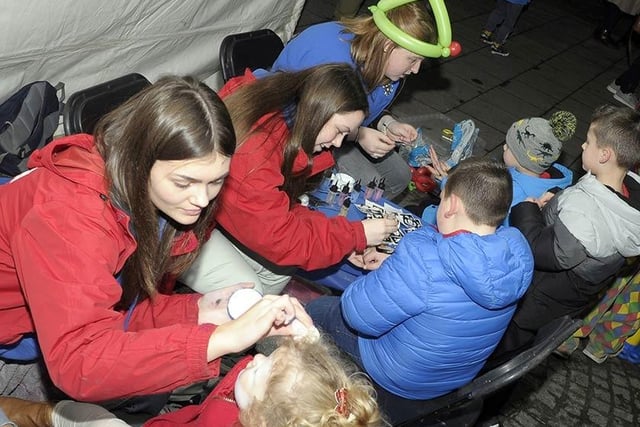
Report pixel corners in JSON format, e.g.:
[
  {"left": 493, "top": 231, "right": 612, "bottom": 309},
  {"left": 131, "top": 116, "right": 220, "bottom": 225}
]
[
  {"left": 442, "top": 193, "right": 460, "bottom": 218},
  {"left": 600, "top": 146, "right": 612, "bottom": 164}
]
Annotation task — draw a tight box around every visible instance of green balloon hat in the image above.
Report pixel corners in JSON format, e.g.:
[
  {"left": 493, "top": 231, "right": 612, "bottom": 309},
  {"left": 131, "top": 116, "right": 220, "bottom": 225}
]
[{"left": 369, "top": 0, "right": 461, "bottom": 58}]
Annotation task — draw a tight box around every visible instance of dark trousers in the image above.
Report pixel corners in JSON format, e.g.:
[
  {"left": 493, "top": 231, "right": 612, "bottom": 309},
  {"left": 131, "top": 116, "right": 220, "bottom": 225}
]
[
  {"left": 305, "top": 296, "right": 363, "bottom": 367},
  {"left": 485, "top": 0, "right": 526, "bottom": 43},
  {"left": 487, "top": 272, "right": 604, "bottom": 369},
  {"left": 617, "top": 54, "right": 640, "bottom": 94}
]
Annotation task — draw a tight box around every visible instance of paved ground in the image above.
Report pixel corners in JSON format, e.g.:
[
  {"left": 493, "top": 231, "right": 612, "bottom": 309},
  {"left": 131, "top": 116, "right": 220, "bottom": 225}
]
[
  {"left": 297, "top": 1, "right": 640, "bottom": 425},
  {"left": 487, "top": 349, "right": 640, "bottom": 426}
]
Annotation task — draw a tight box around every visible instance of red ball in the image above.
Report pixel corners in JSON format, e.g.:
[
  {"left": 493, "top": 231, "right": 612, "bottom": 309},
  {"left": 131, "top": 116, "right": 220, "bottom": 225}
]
[{"left": 449, "top": 41, "right": 462, "bottom": 57}]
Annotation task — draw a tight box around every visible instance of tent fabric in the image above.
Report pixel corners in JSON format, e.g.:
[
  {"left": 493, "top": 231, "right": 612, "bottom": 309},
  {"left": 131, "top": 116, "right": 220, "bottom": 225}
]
[{"left": 0, "top": 0, "right": 305, "bottom": 102}]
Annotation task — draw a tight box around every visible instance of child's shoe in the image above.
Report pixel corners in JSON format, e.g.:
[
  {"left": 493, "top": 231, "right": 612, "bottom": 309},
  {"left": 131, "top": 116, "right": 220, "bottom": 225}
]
[
  {"left": 491, "top": 42, "right": 510, "bottom": 57},
  {"left": 582, "top": 342, "right": 623, "bottom": 364},
  {"left": 52, "top": 400, "right": 130, "bottom": 426},
  {"left": 613, "top": 90, "right": 639, "bottom": 110},
  {"left": 582, "top": 343, "right": 607, "bottom": 363},
  {"left": 553, "top": 336, "right": 579, "bottom": 358},
  {"left": 480, "top": 30, "right": 493, "bottom": 44},
  {"left": 607, "top": 81, "right": 621, "bottom": 94},
  {"left": 0, "top": 396, "right": 53, "bottom": 427}
]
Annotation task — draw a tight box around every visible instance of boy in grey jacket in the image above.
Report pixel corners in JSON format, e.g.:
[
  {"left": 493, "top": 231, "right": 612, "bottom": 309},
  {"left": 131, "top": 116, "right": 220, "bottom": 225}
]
[{"left": 492, "top": 105, "right": 640, "bottom": 362}]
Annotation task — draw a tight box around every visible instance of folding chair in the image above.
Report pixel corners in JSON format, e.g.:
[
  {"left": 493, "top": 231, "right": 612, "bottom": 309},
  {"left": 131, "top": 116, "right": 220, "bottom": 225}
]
[
  {"left": 219, "top": 29, "right": 284, "bottom": 82},
  {"left": 63, "top": 73, "right": 151, "bottom": 135},
  {"left": 375, "top": 315, "right": 582, "bottom": 426}
]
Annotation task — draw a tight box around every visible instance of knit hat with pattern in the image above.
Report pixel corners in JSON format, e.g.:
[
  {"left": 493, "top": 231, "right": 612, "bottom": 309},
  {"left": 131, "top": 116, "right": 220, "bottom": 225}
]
[{"left": 505, "top": 111, "right": 576, "bottom": 174}]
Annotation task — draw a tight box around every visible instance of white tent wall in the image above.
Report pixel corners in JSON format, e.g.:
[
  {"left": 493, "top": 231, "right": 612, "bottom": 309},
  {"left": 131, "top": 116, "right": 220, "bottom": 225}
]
[{"left": 0, "top": 0, "right": 305, "bottom": 103}]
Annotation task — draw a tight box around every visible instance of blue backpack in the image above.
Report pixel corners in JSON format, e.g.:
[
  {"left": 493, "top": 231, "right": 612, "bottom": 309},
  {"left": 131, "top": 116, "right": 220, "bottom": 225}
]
[{"left": 0, "top": 81, "right": 63, "bottom": 177}]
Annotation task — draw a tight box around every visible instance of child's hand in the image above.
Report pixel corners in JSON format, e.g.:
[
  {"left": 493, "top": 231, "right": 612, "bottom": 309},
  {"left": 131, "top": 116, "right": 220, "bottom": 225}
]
[
  {"left": 356, "top": 127, "right": 396, "bottom": 159},
  {"left": 206, "top": 294, "right": 311, "bottom": 360},
  {"left": 425, "top": 145, "right": 451, "bottom": 181},
  {"left": 197, "top": 282, "right": 255, "bottom": 326},
  {"left": 525, "top": 191, "right": 555, "bottom": 209},
  {"left": 385, "top": 120, "right": 418, "bottom": 144},
  {"left": 537, "top": 191, "right": 555, "bottom": 207},
  {"left": 362, "top": 217, "right": 399, "bottom": 246},
  {"left": 346, "top": 251, "right": 366, "bottom": 268},
  {"left": 363, "top": 247, "right": 391, "bottom": 270}
]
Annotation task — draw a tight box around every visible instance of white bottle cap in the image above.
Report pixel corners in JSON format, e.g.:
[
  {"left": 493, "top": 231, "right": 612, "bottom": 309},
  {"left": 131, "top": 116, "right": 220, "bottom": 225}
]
[{"left": 227, "top": 288, "right": 263, "bottom": 319}]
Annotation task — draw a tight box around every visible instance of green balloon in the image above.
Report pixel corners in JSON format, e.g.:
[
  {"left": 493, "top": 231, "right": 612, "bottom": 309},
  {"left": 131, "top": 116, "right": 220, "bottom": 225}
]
[{"left": 370, "top": 0, "right": 453, "bottom": 58}]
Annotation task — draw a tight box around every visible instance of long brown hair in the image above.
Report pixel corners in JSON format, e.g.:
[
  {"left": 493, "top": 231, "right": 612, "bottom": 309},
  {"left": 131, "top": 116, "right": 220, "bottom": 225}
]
[
  {"left": 342, "top": 2, "right": 436, "bottom": 91},
  {"left": 223, "top": 63, "right": 368, "bottom": 200},
  {"left": 94, "top": 76, "right": 235, "bottom": 307}
]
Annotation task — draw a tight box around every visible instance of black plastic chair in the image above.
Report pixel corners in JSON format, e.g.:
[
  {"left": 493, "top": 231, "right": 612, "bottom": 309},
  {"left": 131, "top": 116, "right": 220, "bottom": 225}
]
[
  {"left": 219, "top": 29, "right": 284, "bottom": 82},
  {"left": 378, "top": 315, "right": 582, "bottom": 426},
  {"left": 63, "top": 73, "right": 151, "bottom": 135}
]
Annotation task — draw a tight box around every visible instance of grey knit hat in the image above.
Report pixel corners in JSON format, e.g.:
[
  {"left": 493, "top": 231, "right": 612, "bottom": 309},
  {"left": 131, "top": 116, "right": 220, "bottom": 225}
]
[{"left": 505, "top": 111, "right": 577, "bottom": 174}]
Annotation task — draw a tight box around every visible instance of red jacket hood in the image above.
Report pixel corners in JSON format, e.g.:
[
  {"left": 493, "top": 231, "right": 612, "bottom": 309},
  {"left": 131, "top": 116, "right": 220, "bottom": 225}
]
[
  {"left": 27, "top": 133, "right": 198, "bottom": 260},
  {"left": 28, "top": 133, "right": 109, "bottom": 196}
]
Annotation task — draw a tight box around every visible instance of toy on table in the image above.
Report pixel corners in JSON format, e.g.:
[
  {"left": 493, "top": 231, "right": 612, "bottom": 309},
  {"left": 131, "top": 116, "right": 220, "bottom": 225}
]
[
  {"left": 407, "top": 120, "right": 478, "bottom": 169},
  {"left": 354, "top": 199, "right": 423, "bottom": 254}
]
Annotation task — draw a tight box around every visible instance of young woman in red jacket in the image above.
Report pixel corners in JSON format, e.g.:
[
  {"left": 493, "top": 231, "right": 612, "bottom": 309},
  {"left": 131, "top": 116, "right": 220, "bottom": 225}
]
[
  {"left": 181, "top": 64, "right": 399, "bottom": 296},
  {"left": 0, "top": 76, "right": 312, "bottom": 410}
]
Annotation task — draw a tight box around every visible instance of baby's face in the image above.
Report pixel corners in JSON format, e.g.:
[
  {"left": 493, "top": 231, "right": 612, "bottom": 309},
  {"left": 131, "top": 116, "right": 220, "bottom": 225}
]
[{"left": 234, "top": 352, "right": 276, "bottom": 410}]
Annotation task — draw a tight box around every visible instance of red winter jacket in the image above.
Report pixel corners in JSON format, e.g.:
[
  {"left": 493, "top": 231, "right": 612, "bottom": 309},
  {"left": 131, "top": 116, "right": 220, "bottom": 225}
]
[
  {"left": 215, "top": 72, "right": 367, "bottom": 270},
  {"left": 144, "top": 356, "right": 251, "bottom": 427},
  {"left": 0, "top": 134, "right": 220, "bottom": 401}
]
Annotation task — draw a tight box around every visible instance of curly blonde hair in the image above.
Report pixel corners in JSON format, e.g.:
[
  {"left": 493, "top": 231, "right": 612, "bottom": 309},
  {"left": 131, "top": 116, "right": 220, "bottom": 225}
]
[
  {"left": 341, "top": 2, "right": 436, "bottom": 91},
  {"left": 239, "top": 336, "right": 386, "bottom": 426}
]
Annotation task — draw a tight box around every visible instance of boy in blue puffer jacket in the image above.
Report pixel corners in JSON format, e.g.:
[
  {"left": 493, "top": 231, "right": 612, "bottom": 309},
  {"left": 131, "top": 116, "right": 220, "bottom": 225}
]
[{"left": 306, "top": 158, "right": 534, "bottom": 412}]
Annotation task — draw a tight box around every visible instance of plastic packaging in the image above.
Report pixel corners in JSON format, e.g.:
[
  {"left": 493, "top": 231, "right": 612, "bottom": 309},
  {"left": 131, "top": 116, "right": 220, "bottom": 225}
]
[{"left": 399, "top": 127, "right": 423, "bottom": 161}]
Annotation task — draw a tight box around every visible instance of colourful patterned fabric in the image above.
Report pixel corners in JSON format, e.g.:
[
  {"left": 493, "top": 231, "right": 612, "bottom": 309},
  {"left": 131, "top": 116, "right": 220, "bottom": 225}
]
[{"left": 572, "top": 259, "right": 640, "bottom": 358}]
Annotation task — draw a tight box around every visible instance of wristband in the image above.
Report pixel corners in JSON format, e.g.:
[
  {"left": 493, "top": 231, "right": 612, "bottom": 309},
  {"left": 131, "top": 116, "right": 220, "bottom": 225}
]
[{"left": 378, "top": 117, "right": 397, "bottom": 134}]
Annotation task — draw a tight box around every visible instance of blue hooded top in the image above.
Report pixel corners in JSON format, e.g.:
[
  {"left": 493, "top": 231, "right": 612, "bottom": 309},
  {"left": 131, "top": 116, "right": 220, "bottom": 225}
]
[
  {"left": 270, "top": 21, "right": 399, "bottom": 126},
  {"left": 341, "top": 225, "right": 534, "bottom": 400}
]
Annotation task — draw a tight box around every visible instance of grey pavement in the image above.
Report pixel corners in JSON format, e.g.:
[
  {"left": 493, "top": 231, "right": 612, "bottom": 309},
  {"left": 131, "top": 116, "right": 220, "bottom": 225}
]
[{"left": 297, "top": 0, "right": 640, "bottom": 426}]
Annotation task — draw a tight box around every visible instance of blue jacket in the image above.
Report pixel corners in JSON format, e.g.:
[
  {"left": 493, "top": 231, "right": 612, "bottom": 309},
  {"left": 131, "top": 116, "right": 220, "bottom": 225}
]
[
  {"left": 341, "top": 226, "right": 533, "bottom": 399},
  {"left": 270, "top": 22, "right": 399, "bottom": 126},
  {"left": 507, "top": 163, "right": 573, "bottom": 225}
]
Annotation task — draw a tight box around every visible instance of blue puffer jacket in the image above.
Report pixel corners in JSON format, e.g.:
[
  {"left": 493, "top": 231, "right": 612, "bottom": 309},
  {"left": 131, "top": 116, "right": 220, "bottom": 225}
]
[{"left": 341, "top": 225, "right": 533, "bottom": 400}]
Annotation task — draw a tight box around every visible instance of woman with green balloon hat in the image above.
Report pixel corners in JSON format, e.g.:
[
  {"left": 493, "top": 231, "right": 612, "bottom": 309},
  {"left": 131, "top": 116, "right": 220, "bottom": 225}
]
[{"left": 270, "top": 0, "right": 460, "bottom": 200}]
